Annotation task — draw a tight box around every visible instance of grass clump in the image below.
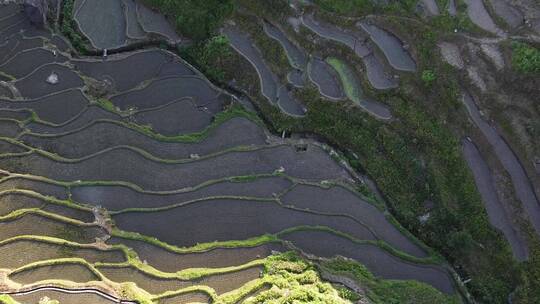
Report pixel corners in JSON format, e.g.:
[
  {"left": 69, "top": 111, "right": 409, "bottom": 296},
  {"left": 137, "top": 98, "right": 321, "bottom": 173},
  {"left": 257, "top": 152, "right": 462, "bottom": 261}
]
[
  {"left": 244, "top": 252, "right": 351, "bottom": 304},
  {"left": 421, "top": 69, "right": 436, "bottom": 86},
  {"left": 141, "top": 0, "right": 234, "bottom": 41},
  {"left": 511, "top": 42, "right": 540, "bottom": 74}
]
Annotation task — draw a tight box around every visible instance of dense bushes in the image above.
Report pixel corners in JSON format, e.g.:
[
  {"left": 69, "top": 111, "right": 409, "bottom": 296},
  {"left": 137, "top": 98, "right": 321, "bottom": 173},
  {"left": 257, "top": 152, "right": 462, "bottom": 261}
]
[
  {"left": 512, "top": 42, "right": 540, "bottom": 74},
  {"left": 60, "top": 0, "right": 89, "bottom": 53},
  {"left": 141, "top": 0, "right": 234, "bottom": 41},
  {"left": 179, "top": 35, "right": 231, "bottom": 82}
]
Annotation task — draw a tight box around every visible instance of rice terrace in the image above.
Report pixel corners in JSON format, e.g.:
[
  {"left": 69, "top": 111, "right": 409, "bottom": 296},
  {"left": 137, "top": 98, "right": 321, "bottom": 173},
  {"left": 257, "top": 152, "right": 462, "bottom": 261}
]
[{"left": 0, "top": 0, "right": 539, "bottom": 303}]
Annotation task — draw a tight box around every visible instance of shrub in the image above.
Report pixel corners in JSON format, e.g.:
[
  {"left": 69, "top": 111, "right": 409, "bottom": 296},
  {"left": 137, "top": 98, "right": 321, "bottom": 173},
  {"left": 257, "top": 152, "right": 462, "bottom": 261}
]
[
  {"left": 141, "top": 0, "right": 234, "bottom": 41},
  {"left": 512, "top": 42, "right": 540, "bottom": 74},
  {"left": 421, "top": 69, "right": 436, "bottom": 86}
]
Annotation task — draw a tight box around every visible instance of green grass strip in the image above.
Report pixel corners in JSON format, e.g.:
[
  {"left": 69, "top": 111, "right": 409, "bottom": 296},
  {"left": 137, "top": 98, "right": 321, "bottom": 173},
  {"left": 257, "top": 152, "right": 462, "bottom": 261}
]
[{"left": 326, "top": 57, "right": 363, "bottom": 105}]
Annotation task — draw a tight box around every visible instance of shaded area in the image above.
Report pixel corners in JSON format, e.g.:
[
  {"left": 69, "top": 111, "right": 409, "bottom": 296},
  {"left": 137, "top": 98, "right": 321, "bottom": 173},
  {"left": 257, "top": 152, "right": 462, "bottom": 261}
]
[
  {"left": 462, "top": 138, "right": 528, "bottom": 260},
  {"left": 74, "top": 0, "right": 127, "bottom": 49},
  {"left": 462, "top": 92, "right": 540, "bottom": 235}
]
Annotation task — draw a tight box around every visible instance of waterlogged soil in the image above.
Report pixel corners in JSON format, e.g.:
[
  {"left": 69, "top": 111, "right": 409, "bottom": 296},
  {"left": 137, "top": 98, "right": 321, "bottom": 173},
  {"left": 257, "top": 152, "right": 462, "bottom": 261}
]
[
  {"left": 72, "top": 176, "right": 291, "bottom": 211},
  {"left": 109, "top": 237, "right": 284, "bottom": 272},
  {"left": 462, "top": 138, "right": 528, "bottom": 260},
  {"left": 462, "top": 92, "right": 540, "bottom": 235},
  {"left": 0, "top": 145, "right": 349, "bottom": 191},
  {"left": 112, "top": 199, "right": 375, "bottom": 247},
  {"left": 9, "top": 263, "right": 99, "bottom": 285},
  {"left": 282, "top": 230, "right": 455, "bottom": 294},
  {"left": 74, "top": 50, "right": 195, "bottom": 93},
  {"left": 0, "top": 89, "right": 88, "bottom": 125},
  {"left": 22, "top": 117, "right": 267, "bottom": 160},
  {"left": 12, "top": 290, "right": 115, "bottom": 304},
  {"left": 0, "top": 240, "right": 125, "bottom": 269},
  {"left": 0, "top": 213, "right": 104, "bottom": 243},
  {"left": 281, "top": 184, "right": 426, "bottom": 258}
]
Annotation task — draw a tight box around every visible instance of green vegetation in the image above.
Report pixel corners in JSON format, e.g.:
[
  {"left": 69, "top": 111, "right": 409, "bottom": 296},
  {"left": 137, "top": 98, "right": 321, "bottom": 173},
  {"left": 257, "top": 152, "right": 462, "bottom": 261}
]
[
  {"left": 511, "top": 42, "right": 540, "bottom": 74},
  {"left": 242, "top": 252, "right": 350, "bottom": 304},
  {"left": 421, "top": 69, "right": 436, "bottom": 86},
  {"left": 210, "top": 11, "right": 520, "bottom": 302},
  {"left": 323, "top": 258, "right": 460, "bottom": 304},
  {"left": 313, "top": 0, "right": 374, "bottom": 16},
  {"left": 180, "top": 35, "right": 231, "bottom": 82},
  {"left": 141, "top": 0, "right": 234, "bottom": 41},
  {"left": 60, "top": 0, "right": 89, "bottom": 53},
  {"left": 0, "top": 295, "right": 19, "bottom": 304},
  {"left": 326, "top": 57, "right": 363, "bottom": 104}
]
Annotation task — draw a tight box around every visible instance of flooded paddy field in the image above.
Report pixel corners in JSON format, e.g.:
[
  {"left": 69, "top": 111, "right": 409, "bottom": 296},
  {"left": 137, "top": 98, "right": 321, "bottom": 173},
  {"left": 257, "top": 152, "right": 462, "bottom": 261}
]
[
  {"left": 282, "top": 230, "right": 455, "bottom": 294},
  {"left": 0, "top": 2, "right": 472, "bottom": 302},
  {"left": 0, "top": 213, "right": 105, "bottom": 243},
  {"left": 9, "top": 263, "right": 99, "bottom": 285},
  {"left": 113, "top": 198, "right": 376, "bottom": 247},
  {"left": 0, "top": 89, "right": 88, "bottom": 125},
  {"left": 72, "top": 176, "right": 291, "bottom": 211},
  {"left": 0, "top": 145, "right": 350, "bottom": 191},
  {"left": 11, "top": 289, "right": 116, "bottom": 304},
  {"left": 462, "top": 92, "right": 540, "bottom": 235},
  {"left": 462, "top": 138, "right": 528, "bottom": 260},
  {"left": 109, "top": 237, "right": 283, "bottom": 272},
  {"left": 73, "top": 50, "right": 196, "bottom": 93},
  {"left": 0, "top": 239, "right": 125, "bottom": 269},
  {"left": 21, "top": 117, "right": 267, "bottom": 159}
]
